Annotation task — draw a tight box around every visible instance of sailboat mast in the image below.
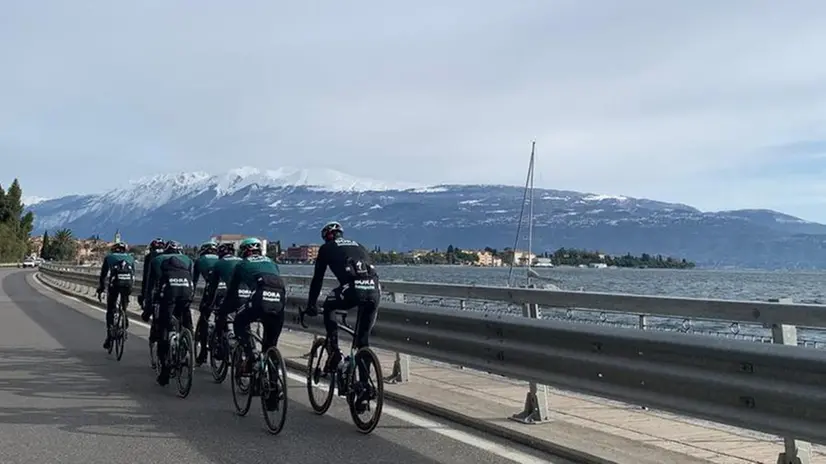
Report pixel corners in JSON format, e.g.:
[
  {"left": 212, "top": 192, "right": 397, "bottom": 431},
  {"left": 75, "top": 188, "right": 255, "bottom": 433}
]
[
  {"left": 507, "top": 140, "right": 536, "bottom": 288},
  {"left": 527, "top": 140, "right": 535, "bottom": 286}
]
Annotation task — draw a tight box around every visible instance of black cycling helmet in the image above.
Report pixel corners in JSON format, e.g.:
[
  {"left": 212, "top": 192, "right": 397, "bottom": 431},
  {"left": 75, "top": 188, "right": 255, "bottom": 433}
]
[
  {"left": 164, "top": 240, "right": 183, "bottom": 254},
  {"left": 321, "top": 221, "right": 343, "bottom": 242},
  {"left": 111, "top": 241, "right": 127, "bottom": 253},
  {"left": 199, "top": 241, "right": 218, "bottom": 256},
  {"left": 217, "top": 242, "right": 235, "bottom": 257},
  {"left": 239, "top": 237, "right": 263, "bottom": 257},
  {"left": 149, "top": 237, "right": 165, "bottom": 250}
]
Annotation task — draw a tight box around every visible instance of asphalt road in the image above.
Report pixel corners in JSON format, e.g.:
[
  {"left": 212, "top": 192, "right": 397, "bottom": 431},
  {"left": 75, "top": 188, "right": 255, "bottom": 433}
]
[{"left": 0, "top": 269, "right": 571, "bottom": 464}]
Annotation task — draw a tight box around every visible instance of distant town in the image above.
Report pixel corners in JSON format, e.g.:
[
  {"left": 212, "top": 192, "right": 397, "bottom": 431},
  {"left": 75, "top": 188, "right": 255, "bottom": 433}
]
[{"left": 27, "top": 231, "right": 696, "bottom": 269}]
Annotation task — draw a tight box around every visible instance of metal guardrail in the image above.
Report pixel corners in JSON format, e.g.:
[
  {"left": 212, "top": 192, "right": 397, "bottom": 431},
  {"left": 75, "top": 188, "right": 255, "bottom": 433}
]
[
  {"left": 37, "top": 264, "right": 825, "bottom": 462},
  {"left": 44, "top": 263, "right": 826, "bottom": 342}
]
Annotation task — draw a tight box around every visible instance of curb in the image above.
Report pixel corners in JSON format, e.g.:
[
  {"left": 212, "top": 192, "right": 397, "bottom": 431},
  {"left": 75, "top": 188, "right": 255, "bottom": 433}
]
[
  {"left": 35, "top": 272, "right": 610, "bottom": 464},
  {"left": 281, "top": 356, "right": 610, "bottom": 464}
]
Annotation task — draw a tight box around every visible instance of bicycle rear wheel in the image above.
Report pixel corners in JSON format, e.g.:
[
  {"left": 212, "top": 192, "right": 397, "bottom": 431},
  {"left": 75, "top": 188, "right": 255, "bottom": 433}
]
[
  {"left": 114, "top": 308, "right": 126, "bottom": 361},
  {"left": 306, "top": 337, "right": 335, "bottom": 415},
  {"left": 176, "top": 328, "right": 195, "bottom": 398},
  {"left": 261, "top": 347, "right": 288, "bottom": 434},
  {"left": 230, "top": 345, "right": 252, "bottom": 415},
  {"left": 347, "top": 347, "right": 384, "bottom": 434}
]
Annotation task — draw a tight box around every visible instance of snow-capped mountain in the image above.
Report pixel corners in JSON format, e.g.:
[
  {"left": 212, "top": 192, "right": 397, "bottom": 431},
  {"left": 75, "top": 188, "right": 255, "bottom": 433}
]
[
  {"left": 26, "top": 167, "right": 826, "bottom": 269},
  {"left": 22, "top": 195, "right": 50, "bottom": 206}
]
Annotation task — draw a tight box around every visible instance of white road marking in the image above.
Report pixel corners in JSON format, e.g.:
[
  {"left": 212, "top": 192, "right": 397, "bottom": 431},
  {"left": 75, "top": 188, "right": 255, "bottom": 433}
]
[{"left": 33, "top": 276, "right": 555, "bottom": 464}]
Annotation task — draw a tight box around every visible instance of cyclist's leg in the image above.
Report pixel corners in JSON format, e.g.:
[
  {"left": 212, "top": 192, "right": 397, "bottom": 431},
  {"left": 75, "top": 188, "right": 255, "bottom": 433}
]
[
  {"left": 148, "top": 290, "right": 161, "bottom": 343},
  {"left": 351, "top": 279, "right": 380, "bottom": 378},
  {"left": 156, "top": 299, "right": 173, "bottom": 367},
  {"left": 120, "top": 288, "right": 131, "bottom": 327},
  {"left": 232, "top": 304, "right": 258, "bottom": 369},
  {"left": 120, "top": 287, "right": 131, "bottom": 308},
  {"left": 353, "top": 299, "right": 378, "bottom": 350},
  {"left": 176, "top": 298, "right": 193, "bottom": 331},
  {"left": 321, "top": 288, "right": 347, "bottom": 370},
  {"left": 196, "top": 301, "right": 213, "bottom": 346},
  {"left": 103, "top": 287, "right": 118, "bottom": 346},
  {"left": 261, "top": 309, "right": 285, "bottom": 353},
  {"left": 195, "top": 303, "right": 213, "bottom": 363}
]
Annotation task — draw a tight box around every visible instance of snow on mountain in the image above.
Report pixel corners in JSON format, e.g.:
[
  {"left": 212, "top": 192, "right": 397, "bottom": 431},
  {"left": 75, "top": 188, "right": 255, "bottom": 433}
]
[
  {"left": 22, "top": 196, "right": 50, "bottom": 206},
  {"left": 213, "top": 166, "right": 425, "bottom": 194},
  {"left": 25, "top": 167, "right": 826, "bottom": 269},
  {"left": 93, "top": 166, "right": 429, "bottom": 211}
]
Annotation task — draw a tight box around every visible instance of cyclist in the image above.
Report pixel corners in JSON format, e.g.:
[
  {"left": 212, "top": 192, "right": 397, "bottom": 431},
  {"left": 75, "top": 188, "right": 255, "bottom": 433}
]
[
  {"left": 304, "top": 221, "right": 380, "bottom": 412},
  {"left": 193, "top": 241, "right": 219, "bottom": 289},
  {"left": 222, "top": 237, "right": 285, "bottom": 380},
  {"left": 138, "top": 237, "right": 165, "bottom": 309},
  {"left": 196, "top": 242, "right": 242, "bottom": 365},
  {"left": 143, "top": 240, "right": 195, "bottom": 386},
  {"left": 96, "top": 241, "right": 135, "bottom": 350}
]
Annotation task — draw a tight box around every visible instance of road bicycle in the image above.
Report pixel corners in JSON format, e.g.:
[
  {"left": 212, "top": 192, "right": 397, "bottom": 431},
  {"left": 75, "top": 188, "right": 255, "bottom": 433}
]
[
  {"left": 97, "top": 290, "right": 129, "bottom": 361},
  {"left": 207, "top": 311, "right": 237, "bottom": 384},
  {"left": 149, "top": 305, "right": 195, "bottom": 398},
  {"left": 230, "top": 319, "right": 288, "bottom": 434},
  {"left": 299, "top": 307, "right": 384, "bottom": 434}
]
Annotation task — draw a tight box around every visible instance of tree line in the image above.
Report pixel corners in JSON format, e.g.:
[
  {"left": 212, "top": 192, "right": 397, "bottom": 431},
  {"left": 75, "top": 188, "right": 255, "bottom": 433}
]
[
  {"left": 367, "top": 244, "right": 695, "bottom": 268},
  {"left": 0, "top": 180, "right": 34, "bottom": 263}
]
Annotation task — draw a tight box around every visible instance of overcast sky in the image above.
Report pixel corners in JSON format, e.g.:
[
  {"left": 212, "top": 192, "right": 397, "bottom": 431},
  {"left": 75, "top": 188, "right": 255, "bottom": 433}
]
[{"left": 2, "top": 1, "right": 826, "bottom": 220}]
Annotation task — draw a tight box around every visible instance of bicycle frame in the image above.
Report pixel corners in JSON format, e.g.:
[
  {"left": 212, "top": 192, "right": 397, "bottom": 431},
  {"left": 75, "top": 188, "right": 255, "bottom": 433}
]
[{"left": 332, "top": 310, "right": 359, "bottom": 379}]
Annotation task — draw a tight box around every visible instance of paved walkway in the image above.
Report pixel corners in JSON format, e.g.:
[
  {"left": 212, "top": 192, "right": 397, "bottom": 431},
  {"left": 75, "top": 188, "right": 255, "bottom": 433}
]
[{"left": 37, "top": 270, "right": 825, "bottom": 464}]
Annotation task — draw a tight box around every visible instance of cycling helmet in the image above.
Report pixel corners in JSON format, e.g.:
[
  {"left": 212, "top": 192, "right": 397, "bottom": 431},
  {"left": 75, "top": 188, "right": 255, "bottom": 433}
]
[
  {"left": 111, "top": 241, "right": 127, "bottom": 253},
  {"left": 164, "top": 240, "right": 183, "bottom": 254},
  {"left": 321, "top": 221, "right": 343, "bottom": 241},
  {"left": 217, "top": 242, "right": 236, "bottom": 257},
  {"left": 239, "top": 237, "right": 262, "bottom": 257},
  {"left": 149, "top": 237, "right": 165, "bottom": 250},
  {"left": 199, "top": 241, "right": 218, "bottom": 256}
]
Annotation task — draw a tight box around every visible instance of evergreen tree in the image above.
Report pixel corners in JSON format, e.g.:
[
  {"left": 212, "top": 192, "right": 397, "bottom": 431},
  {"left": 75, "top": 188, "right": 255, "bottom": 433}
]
[
  {"left": 0, "top": 179, "right": 34, "bottom": 262},
  {"left": 41, "top": 231, "right": 50, "bottom": 259}
]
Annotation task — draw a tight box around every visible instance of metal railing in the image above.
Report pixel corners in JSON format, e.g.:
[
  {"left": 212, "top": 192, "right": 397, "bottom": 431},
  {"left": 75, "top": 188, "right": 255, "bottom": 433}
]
[{"left": 39, "top": 263, "right": 826, "bottom": 463}]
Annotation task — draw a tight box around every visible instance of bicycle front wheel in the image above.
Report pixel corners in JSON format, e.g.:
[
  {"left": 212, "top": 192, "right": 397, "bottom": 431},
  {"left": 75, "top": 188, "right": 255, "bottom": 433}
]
[
  {"left": 261, "top": 346, "right": 288, "bottom": 434},
  {"left": 176, "top": 328, "right": 195, "bottom": 398},
  {"left": 347, "top": 347, "right": 384, "bottom": 434},
  {"left": 306, "top": 337, "right": 334, "bottom": 415},
  {"left": 230, "top": 345, "right": 252, "bottom": 416}
]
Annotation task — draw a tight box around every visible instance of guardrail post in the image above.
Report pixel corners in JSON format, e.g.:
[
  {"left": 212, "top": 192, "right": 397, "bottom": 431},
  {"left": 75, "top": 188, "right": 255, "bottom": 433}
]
[
  {"left": 384, "top": 292, "right": 410, "bottom": 384},
  {"left": 509, "top": 293, "right": 549, "bottom": 424},
  {"left": 770, "top": 298, "right": 811, "bottom": 464}
]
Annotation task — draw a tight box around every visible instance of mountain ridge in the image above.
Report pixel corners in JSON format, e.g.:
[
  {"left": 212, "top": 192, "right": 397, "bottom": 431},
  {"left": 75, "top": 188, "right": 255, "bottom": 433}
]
[{"left": 25, "top": 166, "right": 826, "bottom": 269}]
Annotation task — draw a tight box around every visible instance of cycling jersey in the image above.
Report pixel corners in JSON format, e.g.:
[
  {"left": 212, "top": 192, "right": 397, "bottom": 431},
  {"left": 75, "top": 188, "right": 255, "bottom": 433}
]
[
  {"left": 308, "top": 237, "right": 375, "bottom": 306},
  {"left": 193, "top": 253, "right": 219, "bottom": 288}
]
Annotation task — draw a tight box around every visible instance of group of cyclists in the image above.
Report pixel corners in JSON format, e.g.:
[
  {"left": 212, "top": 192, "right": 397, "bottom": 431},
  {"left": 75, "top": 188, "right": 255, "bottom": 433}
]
[{"left": 95, "top": 221, "right": 381, "bottom": 396}]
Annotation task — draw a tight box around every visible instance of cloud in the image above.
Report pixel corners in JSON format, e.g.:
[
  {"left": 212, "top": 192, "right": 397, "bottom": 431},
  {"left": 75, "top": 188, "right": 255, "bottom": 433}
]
[{"left": 2, "top": 0, "right": 826, "bottom": 220}]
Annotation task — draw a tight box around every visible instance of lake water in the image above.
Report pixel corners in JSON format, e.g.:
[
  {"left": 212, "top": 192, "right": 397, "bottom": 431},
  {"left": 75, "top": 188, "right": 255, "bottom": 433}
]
[
  {"left": 279, "top": 264, "right": 826, "bottom": 303},
  {"left": 278, "top": 264, "right": 826, "bottom": 346}
]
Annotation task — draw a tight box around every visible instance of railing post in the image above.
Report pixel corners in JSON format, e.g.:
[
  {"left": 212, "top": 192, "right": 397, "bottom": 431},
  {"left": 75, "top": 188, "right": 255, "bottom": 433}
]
[
  {"left": 384, "top": 292, "right": 410, "bottom": 383},
  {"left": 770, "top": 297, "right": 811, "bottom": 464},
  {"left": 509, "top": 294, "right": 549, "bottom": 424}
]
